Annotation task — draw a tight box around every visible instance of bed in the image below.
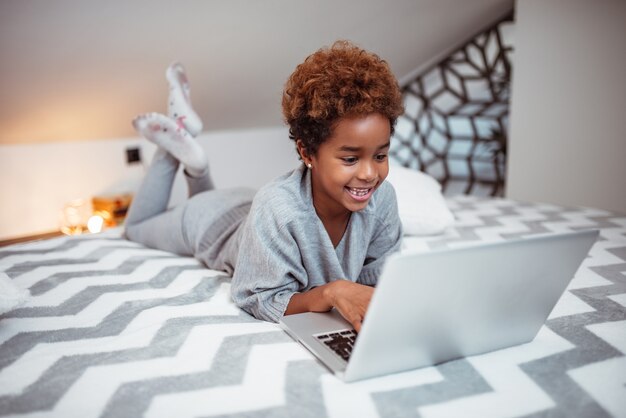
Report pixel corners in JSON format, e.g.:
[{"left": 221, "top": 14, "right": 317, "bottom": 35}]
[{"left": 1, "top": 195, "right": 625, "bottom": 417}]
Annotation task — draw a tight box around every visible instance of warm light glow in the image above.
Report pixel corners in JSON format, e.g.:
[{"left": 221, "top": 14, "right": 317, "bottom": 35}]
[
  {"left": 60, "top": 199, "right": 89, "bottom": 235},
  {"left": 87, "top": 215, "right": 104, "bottom": 233},
  {"left": 60, "top": 225, "right": 84, "bottom": 235}
]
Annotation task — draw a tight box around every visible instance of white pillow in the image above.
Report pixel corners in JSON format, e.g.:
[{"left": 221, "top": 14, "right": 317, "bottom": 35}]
[
  {"left": 0, "top": 272, "right": 30, "bottom": 315},
  {"left": 385, "top": 164, "right": 455, "bottom": 235}
]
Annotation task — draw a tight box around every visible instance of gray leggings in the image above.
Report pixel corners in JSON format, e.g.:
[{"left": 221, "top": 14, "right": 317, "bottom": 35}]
[{"left": 124, "top": 151, "right": 214, "bottom": 255}]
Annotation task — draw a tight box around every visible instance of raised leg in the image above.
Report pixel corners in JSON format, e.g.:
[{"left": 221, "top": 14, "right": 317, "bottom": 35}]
[{"left": 124, "top": 62, "right": 216, "bottom": 253}]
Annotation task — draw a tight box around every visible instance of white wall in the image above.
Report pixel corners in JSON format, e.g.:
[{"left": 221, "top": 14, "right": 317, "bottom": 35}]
[
  {"left": 506, "top": 0, "right": 626, "bottom": 213},
  {"left": 0, "top": 127, "right": 295, "bottom": 240}
]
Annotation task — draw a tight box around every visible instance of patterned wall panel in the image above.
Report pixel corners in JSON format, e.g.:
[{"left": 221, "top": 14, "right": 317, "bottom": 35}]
[{"left": 391, "top": 15, "right": 514, "bottom": 196}]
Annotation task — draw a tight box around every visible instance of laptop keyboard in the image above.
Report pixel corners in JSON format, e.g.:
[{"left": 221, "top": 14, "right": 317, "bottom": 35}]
[{"left": 314, "top": 329, "right": 357, "bottom": 362}]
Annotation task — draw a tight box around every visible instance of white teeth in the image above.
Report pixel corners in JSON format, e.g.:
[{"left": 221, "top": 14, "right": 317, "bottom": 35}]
[{"left": 347, "top": 187, "right": 370, "bottom": 197}]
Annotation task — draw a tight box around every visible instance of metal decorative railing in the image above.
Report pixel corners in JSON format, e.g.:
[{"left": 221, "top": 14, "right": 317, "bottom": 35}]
[{"left": 391, "top": 14, "right": 514, "bottom": 196}]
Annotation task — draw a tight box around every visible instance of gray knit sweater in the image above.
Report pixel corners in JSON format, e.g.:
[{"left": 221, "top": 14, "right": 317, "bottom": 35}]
[{"left": 230, "top": 164, "right": 403, "bottom": 322}]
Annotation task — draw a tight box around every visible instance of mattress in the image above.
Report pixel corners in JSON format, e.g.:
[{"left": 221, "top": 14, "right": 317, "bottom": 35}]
[{"left": 1, "top": 195, "right": 625, "bottom": 417}]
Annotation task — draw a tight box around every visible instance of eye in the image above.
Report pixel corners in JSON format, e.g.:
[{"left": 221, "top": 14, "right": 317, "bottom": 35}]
[
  {"left": 375, "top": 153, "right": 388, "bottom": 162},
  {"left": 341, "top": 157, "right": 358, "bottom": 164}
]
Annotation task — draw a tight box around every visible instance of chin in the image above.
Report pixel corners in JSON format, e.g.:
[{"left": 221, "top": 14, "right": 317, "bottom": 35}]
[
  {"left": 349, "top": 203, "right": 369, "bottom": 213},
  {"left": 342, "top": 192, "right": 373, "bottom": 212}
]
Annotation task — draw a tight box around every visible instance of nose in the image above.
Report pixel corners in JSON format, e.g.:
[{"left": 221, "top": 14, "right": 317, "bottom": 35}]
[{"left": 357, "top": 160, "right": 377, "bottom": 183}]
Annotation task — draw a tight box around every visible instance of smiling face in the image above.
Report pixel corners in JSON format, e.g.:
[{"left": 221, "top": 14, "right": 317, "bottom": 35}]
[{"left": 297, "top": 113, "right": 391, "bottom": 222}]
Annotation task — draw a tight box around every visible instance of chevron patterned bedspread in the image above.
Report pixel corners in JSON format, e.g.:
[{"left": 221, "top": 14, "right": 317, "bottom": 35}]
[{"left": 1, "top": 195, "right": 625, "bottom": 418}]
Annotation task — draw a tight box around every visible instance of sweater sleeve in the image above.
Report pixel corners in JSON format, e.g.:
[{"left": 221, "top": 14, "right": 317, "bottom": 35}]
[
  {"left": 358, "top": 183, "right": 403, "bottom": 286},
  {"left": 230, "top": 198, "right": 308, "bottom": 323}
]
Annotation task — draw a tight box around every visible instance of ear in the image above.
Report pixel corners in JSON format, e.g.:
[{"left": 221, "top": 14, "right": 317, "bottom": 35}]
[{"left": 296, "top": 140, "right": 312, "bottom": 165}]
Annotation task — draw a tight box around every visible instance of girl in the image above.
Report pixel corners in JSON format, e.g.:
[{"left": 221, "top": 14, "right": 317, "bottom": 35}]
[{"left": 125, "top": 41, "right": 404, "bottom": 332}]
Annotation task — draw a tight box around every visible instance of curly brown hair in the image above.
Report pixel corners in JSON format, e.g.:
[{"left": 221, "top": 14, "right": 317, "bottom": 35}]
[{"left": 282, "top": 40, "right": 404, "bottom": 157}]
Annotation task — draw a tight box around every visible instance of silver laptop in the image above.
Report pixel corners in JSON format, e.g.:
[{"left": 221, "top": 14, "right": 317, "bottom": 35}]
[{"left": 280, "top": 229, "right": 598, "bottom": 382}]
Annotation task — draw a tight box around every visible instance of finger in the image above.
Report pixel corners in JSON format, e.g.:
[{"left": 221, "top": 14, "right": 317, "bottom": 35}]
[{"left": 353, "top": 317, "right": 362, "bottom": 333}]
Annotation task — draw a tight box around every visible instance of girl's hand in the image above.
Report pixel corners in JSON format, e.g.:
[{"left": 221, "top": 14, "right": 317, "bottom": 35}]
[{"left": 324, "top": 280, "right": 374, "bottom": 333}]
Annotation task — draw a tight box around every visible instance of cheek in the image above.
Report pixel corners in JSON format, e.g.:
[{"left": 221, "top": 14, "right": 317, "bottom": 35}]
[{"left": 379, "top": 163, "right": 389, "bottom": 180}]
